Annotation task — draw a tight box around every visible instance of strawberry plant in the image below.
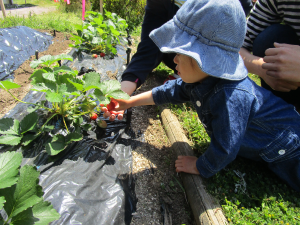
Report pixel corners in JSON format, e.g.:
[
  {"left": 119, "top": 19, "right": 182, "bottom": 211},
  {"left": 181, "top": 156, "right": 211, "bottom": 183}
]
[
  {"left": 0, "top": 54, "right": 130, "bottom": 156},
  {"left": 0, "top": 151, "right": 60, "bottom": 224},
  {"left": 69, "top": 10, "right": 128, "bottom": 58}
]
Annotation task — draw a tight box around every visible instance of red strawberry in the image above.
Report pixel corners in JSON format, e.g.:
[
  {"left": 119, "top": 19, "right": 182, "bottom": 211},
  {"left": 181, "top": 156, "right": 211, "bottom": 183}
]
[
  {"left": 99, "top": 104, "right": 105, "bottom": 107},
  {"left": 106, "top": 99, "right": 117, "bottom": 111},
  {"left": 100, "top": 52, "right": 105, "bottom": 57},
  {"left": 90, "top": 113, "right": 98, "bottom": 120},
  {"left": 92, "top": 54, "right": 98, "bottom": 58}
]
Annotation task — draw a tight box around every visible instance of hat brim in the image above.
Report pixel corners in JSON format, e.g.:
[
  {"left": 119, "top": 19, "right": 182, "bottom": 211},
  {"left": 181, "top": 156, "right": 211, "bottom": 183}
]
[{"left": 150, "top": 19, "right": 248, "bottom": 81}]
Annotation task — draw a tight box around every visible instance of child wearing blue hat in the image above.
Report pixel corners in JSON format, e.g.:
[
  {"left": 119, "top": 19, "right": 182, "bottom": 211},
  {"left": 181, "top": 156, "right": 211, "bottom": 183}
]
[{"left": 110, "top": 0, "right": 300, "bottom": 191}]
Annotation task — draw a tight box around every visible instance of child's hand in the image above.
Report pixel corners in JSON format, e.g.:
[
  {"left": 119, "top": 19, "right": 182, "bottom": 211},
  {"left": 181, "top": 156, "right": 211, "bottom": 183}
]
[
  {"left": 102, "top": 98, "right": 131, "bottom": 121},
  {"left": 175, "top": 156, "right": 200, "bottom": 175}
]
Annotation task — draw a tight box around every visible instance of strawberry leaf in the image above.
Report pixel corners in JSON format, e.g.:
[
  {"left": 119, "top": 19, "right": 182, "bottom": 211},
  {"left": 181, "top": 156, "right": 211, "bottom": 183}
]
[
  {"left": 54, "top": 54, "right": 73, "bottom": 62},
  {"left": 107, "top": 90, "right": 130, "bottom": 100},
  {"left": 67, "top": 78, "right": 84, "bottom": 91},
  {"left": 0, "top": 118, "right": 20, "bottom": 135},
  {"left": 83, "top": 72, "right": 102, "bottom": 91},
  {"left": 0, "top": 80, "right": 21, "bottom": 90},
  {"left": 10, "top": 200, "right": 60, "bottom": 225},
  {"left": 0, "top": 152, "right": 22, "bottom": 189},
  {"left": 20, "top": 112, "right": 39, "bottom": 134},
  {"left": 0, "top": 196, "right": 5, "bottom": 210},
  {"left": 65, "top": 132, "right": 83, "bottom": 144},
  {"left": 42, "top": 72, "right": 56, "bottom": 82},
  {"left": 45, "top": 91, "right": 63, "bottom": 103},
  {"left": 53, "top": 65, "right": 73, "bottom": 74},
  {"left": 30, "top": 55, "right": 55, "bottom": 68},
  {"left": 92, "top": 90, "right": 110, "bottom": 105},
  {"left": 0, "top": 135, "right": 22, "bottom": 146},
  {"left": 45, "top": 135, "right": 66, "bottom": 156},
  {"left": 0, "top": 165, "right": 43, "bottom": 219},
  {"left": 22, "top": 133, "right": 39, "bottom": 146},
  {"left": 102, "top": 80, "right": 121, "bottom": 95}
]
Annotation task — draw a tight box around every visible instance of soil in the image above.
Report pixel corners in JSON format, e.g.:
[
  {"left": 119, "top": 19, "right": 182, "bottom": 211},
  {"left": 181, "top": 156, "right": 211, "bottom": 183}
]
[
  {"left": 0, "top": 28, "right": 194, "bottom": 224},
  {"left": 0, "top": 30, "right": 73, "bottom": 118}
]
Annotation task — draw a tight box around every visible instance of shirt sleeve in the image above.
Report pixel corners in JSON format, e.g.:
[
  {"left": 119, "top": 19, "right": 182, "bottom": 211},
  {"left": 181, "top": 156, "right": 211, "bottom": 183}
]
[
  {"left": 152, "top": 79, "right": 191, "bottom": 105},
  {"left": 242, "top": 0, "right": 282, "bottom": 51},
  {"left": 196, "top": 88, "right": 255, "bottom": 178}
]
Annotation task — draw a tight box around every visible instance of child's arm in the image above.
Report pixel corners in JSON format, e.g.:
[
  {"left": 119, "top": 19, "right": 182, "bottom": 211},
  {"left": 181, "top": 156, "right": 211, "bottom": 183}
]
[
  {"left": 104, "top": 90, "right": 155, "bottom": 114},
  {"left": 175, "top": 156, "right": 200, "bottom": 175}
]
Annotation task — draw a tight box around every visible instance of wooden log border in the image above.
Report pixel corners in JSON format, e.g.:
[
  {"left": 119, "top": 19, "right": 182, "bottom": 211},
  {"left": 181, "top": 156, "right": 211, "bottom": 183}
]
[
  {"left": 160, "top": 108, "right": 228, "bottom": 225},
  {"left": 0, "top": 0, "right": 6, "bottom": 18}
]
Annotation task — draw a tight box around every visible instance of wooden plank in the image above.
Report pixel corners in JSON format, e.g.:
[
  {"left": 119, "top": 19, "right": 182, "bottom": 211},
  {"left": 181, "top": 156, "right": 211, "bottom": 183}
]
[
  {"left": 160, "top": 108, "right": 228, "bottom": 225},
  {"left": 0, "top": 0, "right": 6, "bottom": 18},
  {"left": 100, "top": 0, "right": 103, "bottom": 14}
]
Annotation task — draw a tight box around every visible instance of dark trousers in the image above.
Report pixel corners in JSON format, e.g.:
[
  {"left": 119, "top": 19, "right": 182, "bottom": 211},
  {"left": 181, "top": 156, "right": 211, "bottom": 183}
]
[
  {"left": 252, "top": 24, "right": 300, "bottom": 109},
  {"left": 122, "top": 0, "right": 253, "bottom": 85}
]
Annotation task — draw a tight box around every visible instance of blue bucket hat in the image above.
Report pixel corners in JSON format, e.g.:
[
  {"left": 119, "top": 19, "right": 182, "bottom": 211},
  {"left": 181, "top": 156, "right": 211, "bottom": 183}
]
[{"left": 149, "top": 0, "right": 248, "bottom": 80}]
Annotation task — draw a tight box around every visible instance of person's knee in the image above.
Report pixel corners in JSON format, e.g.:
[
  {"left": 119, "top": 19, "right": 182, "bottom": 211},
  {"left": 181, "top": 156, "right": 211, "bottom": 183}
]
[{"left": 253, "top": 24, "right": 299, "bottom": 57}]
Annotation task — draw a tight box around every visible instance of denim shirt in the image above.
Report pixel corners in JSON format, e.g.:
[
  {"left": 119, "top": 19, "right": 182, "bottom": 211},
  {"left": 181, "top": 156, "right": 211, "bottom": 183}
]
[{"left": 152, "top": 77, "right": 300, "bottom": 180}]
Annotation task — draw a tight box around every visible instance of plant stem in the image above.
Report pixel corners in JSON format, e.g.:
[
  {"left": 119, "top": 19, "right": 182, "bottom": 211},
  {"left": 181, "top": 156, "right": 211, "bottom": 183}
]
[
  {"left": 6, "top": 89, "right": 51, "bottom": 111},
  {"left": 36, "top": 113, "right": 58, "bottom": 136},
  {"left": 62, "top": 116, "right": 69, "bottom": 133}
]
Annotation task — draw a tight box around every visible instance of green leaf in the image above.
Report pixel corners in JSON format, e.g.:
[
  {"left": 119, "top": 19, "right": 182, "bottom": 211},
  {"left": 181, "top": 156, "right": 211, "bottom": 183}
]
[
  {"left": 29, "top": 69, "right": 47, "bottom": 81},
  {"left": 31, "top": 83, "right": 50, "bottom": 92},
  {"left": 0, "top": 196, "right": 5, "bottom": 210},
  {"left": 81, "top": 124, "right": 92, "bottom": 131},
  {"left": 83, "top": 73, "right": 102, "bottom": 91},
  {"left": 20, "top": 112, "right": 39, "bottom": 134},
  {"left": 0, "top": 151, "right": 22, "bottom": 189},
  {"left": 54, "top": 54, "right": 73, "bottom": 62},
  {"left": 42, "top": 72, "right": 56, "bottom": 82},
  {"left": 108, "top": 90, "right": 130, "bottom": 100},
  {"left": 45, "top": 135, "right": 66, "bottom": 156},
  {"left": 65, "top": 132, "right": 83, "bottom": 144},
  {"left": 22, "top": 133, "right": 39, "bottom": 146},
  {"left": 42, "top": 125, "right": 55, "bottom": 132},
  {"left": 0, "top": 117, "right": 20, "bottom": 135},
  {"left": 93, "top": 89, "right": 110, "bottom": 105},
  {"left": 57, "top": 84, "right": 68, "bottom": 95},
  {"left": 32, "top": 201, "right": 60, "bottom": 225},
  {"left": 45, "top": 91, "right": 63, "bottom": 103},
  {"left": 67, "top": 78, "right": 84, "bottom": 91},
  {"left": 53, "top": 66, "right": 74, "bottom": 75},
  {"left": 0, "top": 134, "right": 22, "bottom": 146},
  {"left": 0, "top": 165, "right": 43, "bottom": 218},
  {"left": 30, "top": 55, "right": 55, "bottom": 68},
  {"left": 10, "top": 200, "right": 60, "bottom": 225},
  {"left": 0, "top": 80, "right": 21, "bottom": 90},
  {"left": 102, "top": 80, "right": 121, "bottom": 95}
]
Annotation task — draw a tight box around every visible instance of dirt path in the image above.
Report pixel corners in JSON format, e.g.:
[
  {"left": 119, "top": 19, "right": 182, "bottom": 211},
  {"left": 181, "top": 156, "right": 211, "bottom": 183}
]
[{"left": 0, "top": 6, "right": 57, "bottom": 18}]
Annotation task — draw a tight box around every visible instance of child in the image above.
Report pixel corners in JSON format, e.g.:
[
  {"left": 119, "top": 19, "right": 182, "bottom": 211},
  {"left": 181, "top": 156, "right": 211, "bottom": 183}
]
[{"left": 107, "top": 0, "right": 300, "bottom": 191}]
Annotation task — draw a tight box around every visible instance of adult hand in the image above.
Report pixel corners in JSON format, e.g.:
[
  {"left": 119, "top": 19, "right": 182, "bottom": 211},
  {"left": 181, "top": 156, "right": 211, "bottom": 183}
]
[
  {"left": 262, "top": 42, "right": 300, "bottom": 91},
  {"left": 175, "top": 156, "right": 200, "bottom": 175}
]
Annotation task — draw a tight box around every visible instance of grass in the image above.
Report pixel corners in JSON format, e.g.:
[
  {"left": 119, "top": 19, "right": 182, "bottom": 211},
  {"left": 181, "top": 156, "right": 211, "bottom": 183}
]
[
  {"left": 151, "top": 62, "right": 300, "bottom": 224},
  {"left": 0, "top": 12, "right": 82, "bottom": 32},
  {"left": 12, "top": 0, "right": 57, "bottom": 7},
  {"left": 1, "top": 0, "right": 83, "bottom": 32}
]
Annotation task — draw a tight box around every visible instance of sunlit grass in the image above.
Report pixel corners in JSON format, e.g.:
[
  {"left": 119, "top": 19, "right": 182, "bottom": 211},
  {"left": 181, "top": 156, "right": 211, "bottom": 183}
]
[
  {"left": 12, "top": 0, "right": 57, "bottom": 7},
  {"left": 0, "top": 11, "right": 82, "bottom": 32}
]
